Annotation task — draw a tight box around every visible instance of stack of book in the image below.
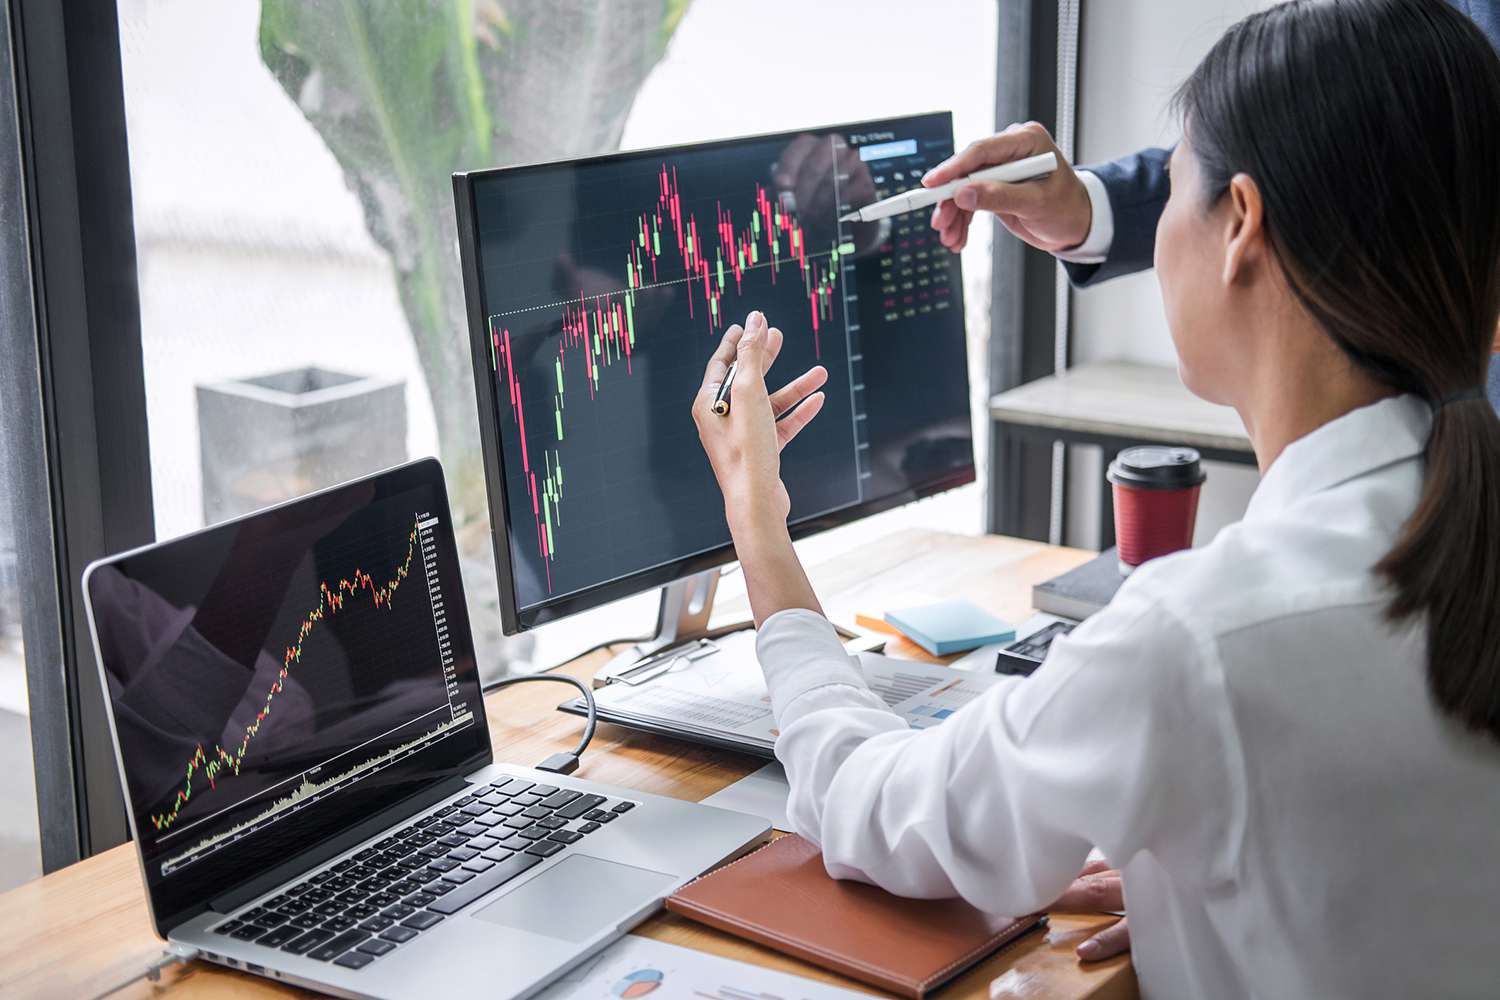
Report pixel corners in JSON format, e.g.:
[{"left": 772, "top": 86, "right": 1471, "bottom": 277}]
[{"left": 1030, "top": 547, "right": 1126, "bottom": 620}]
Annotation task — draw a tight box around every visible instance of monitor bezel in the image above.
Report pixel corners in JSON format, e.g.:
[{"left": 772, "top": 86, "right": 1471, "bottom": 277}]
[
  {"left": 453, "top": 111, "right": 975, "bottom": 635},
  {"left": 80, "top": 456, "right": 494, "bottom": 937}
]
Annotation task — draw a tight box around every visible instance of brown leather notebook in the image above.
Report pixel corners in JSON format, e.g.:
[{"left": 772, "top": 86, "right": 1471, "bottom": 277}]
[{"left": 666, "top": 834, "right": 1044, "bottom": 999}]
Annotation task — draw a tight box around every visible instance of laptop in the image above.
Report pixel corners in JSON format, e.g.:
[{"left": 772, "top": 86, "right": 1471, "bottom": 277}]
[{"left": 83, "top": 458, "right": 769, "bottom": 999}]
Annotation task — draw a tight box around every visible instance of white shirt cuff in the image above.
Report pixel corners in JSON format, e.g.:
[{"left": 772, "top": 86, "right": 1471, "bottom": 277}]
[
  {"left": 1052, "top": 169, "right": 1113, "bottom": 264},
  {"left": 755, "top": 608, "right": 874, "bottom": 720}
]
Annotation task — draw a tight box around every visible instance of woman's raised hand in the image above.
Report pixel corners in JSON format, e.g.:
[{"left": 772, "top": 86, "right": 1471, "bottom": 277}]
[{"left": 693, "top": 310, "right": 827, "bottom": 532}]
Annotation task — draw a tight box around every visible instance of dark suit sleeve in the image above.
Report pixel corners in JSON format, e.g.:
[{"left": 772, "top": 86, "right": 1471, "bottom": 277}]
[
  {"left": 1061, "top": 1, "right": 1493, "bottom": 291},
  {"left": 1443, "top": 1, "right": 1496, "bottom": 412},
  {"left": 1455, "top": 0, "right": 1499, "bottom": 51},
  {"left": 1062, "top": 147, "right": 1173, "bottom": 287}
]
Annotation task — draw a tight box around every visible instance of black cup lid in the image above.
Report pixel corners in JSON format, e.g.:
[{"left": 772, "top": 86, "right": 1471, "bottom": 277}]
[{"left": 1107, "top": 445, "right": 1207, "bottom": 490}]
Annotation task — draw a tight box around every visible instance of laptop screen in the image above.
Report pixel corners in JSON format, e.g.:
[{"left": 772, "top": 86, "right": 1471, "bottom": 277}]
[{"left": 84, "top": 459, "right": 490, "bottom": 933}]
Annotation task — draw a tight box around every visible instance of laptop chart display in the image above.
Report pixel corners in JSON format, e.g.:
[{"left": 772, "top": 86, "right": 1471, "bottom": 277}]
[{"left": 87, "top": 462, "right": 488, "bottom": 931}]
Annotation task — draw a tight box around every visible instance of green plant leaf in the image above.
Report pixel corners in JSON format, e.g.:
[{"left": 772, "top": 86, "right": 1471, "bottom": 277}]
[{"left": 259, "top": 0, "right": 690, "bottom": 520}]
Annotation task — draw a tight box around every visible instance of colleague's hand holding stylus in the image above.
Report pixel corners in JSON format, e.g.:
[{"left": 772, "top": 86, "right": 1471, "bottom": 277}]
[{"left": 924, "top": 121, "right": 1093, "bottom": 254}]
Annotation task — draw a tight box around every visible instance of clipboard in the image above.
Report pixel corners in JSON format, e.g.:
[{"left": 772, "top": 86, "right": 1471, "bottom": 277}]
[
  {"left": 557, "top": 696, "right": 778, "bottom": 758},
  {"left": 558, "top": 630, "right": 787, "bottom": 757},
  {"left": 556, "top": 628, "right": 1003, "bottom": 758}
]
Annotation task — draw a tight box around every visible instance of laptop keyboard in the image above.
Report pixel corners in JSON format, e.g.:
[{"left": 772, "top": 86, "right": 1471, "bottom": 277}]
[{"left": 210, "top": 777, "right": 636, "bottom": 970}]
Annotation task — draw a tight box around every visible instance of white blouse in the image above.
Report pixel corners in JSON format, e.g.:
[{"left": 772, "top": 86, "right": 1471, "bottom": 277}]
[{"left": 755, "top": 395, "right": 1500, "bottom": 999}]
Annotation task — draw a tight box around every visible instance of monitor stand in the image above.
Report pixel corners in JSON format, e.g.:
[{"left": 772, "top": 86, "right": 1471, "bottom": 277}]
[
  {"left": 591, "top": 570, "right": 751, "bottom": 687},
  {"left": 591, "top": 570, "right": 887, "bottom": 688}
]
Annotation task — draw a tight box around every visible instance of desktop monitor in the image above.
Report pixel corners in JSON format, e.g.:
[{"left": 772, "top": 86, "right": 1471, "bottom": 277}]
[{"left": 453, "top": 112, "right": 974, "bottom": 633}]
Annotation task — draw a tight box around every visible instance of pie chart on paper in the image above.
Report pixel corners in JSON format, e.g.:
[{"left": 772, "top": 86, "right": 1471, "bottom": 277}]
[{"left": 612, "top": 968, "right": 665, "bottom": 998}]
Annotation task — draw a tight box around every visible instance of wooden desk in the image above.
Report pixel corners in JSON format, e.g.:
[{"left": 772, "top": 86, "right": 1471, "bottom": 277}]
[{"left": 0, "top": 529, "right": 1136, "bottom": 1000}]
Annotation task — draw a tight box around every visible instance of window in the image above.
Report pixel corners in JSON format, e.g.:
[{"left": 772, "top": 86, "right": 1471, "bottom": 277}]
[
  {"left": 119, "top": 0, "right": 997, "bottom": 672},
  {"left": 0, "top": 417, "right": 41, "bottom": 892}
]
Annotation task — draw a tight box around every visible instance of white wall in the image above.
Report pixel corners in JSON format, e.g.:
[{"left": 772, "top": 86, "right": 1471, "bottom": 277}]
[{"left": 1063, "top": 0, "right": 1272, "bottom": 550}]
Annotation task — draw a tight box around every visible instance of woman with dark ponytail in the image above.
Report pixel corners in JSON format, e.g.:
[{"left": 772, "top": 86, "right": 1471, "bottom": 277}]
[
  {"left": 1170, "top": 0, "right": 1500, "bottom": 741},
  {"left": 691, "top": 1, "right": 1500, "bottom": 995}
]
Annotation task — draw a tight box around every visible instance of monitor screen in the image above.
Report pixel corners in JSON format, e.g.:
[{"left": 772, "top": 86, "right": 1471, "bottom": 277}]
[
  {"left": 84, "top": 459, "right": 489, "bottom": 933},
  {"left": 455, "top": 112, "right": 973, "bottom": 631}
]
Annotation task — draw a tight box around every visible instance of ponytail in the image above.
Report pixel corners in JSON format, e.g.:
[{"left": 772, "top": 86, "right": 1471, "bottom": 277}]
[
  {"left": 1176, "top": 0, "right": 1500, "bottom": 738},
  {"left": 1379, "top": 396, "right": 1500, "bottom": 734}
]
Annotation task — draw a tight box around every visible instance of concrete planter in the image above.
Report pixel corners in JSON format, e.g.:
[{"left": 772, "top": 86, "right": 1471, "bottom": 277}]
[{"left": 197, "top": 367, "right": 407, "bottom": 523}]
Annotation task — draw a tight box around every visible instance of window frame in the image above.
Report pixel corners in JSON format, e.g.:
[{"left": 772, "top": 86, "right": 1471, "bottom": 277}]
[
  {"left": 987, "top": 0, "right": 1067, "bottom": 540},
  {"left": 5, "top": 0, "right": 153, "bottom": 868}
]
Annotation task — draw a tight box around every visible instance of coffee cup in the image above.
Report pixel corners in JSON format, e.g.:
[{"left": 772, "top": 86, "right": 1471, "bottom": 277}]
[{"left": 1107, "top": 446, "right": 1206, "bottom": 574}]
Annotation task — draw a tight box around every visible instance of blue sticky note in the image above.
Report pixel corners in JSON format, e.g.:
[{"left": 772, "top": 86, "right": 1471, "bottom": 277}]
[{"left": 884, "top": 599, "right": 1016, "bottom": 656}]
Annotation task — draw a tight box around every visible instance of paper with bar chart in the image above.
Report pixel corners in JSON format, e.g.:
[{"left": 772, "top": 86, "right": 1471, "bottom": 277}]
[
  {"left": 469, "top": 113, "right": 972, "bottom": 612},
  {"left": 891, "top": 675, "right": 999, "bottom": 730}
]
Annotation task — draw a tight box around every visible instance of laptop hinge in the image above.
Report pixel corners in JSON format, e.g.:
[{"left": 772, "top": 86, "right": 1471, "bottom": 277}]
[{"left": 204, "top": 774, "right": 472, "bottom": 917}]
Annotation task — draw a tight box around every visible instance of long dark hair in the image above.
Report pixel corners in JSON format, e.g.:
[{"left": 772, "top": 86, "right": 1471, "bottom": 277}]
[{"left": 1176, "top": 0, "right": 1500, "bottom": 737}]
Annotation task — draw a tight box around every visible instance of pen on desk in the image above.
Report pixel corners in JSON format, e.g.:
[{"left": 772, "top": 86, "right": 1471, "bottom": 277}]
[
  {"left": 838, "top": 151, "right": 1058, "bottom": 223},
  {"left": 712, "top": 360, "right": 739, "bottom": 416}
]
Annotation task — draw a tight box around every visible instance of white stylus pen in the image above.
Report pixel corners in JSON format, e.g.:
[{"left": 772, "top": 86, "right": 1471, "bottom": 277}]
[{"left": 838, "top": 151, "right": 1058, "bottom": 223}]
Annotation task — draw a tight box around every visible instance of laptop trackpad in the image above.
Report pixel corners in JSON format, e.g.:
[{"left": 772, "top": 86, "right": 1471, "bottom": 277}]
[{"left": 472, "top": 854, "right": 676, "bottom": 942}]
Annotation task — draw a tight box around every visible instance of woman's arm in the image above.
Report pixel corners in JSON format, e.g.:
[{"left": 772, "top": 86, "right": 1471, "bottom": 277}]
[
  {"left": 692, "top": 310, "right": 829, "bottom": 626},
  {"left": 691, "top": 310, "right": 1235, "bottom": 933},
  {"left": 758, "top": 584, "right": 1239, "bottom": 917}
]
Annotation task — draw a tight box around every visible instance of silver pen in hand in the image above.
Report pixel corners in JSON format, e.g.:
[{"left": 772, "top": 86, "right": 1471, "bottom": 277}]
[{"left": 712, "top": 360, "right": 739, "bottom": 416}]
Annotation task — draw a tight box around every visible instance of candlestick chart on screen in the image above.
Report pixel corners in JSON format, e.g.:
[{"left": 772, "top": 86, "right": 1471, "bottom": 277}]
[
  {"left": 143, "top": 510, "right": 474, "bottom": 875},
  {"left": 480, "top": 142, "right": 866, "bottom": 603},
  {"left": 147, "top": 521, "right": 419, "bottom": 835},
  {"left": 471, "top": 116, "right": 972, "bottom": 613}
]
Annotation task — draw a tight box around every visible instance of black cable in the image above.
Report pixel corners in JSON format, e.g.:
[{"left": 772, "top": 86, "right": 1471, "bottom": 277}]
[{"left": 482, "top": 672, "right": 597, "bottom": 773}]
